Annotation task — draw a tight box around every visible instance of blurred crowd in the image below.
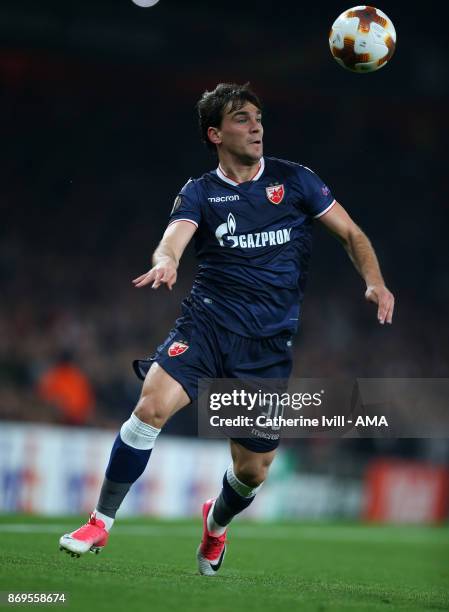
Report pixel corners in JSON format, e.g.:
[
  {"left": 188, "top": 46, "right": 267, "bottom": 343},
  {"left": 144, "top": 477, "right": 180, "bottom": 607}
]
[{"left": 1, "top": 231, "right": 447, "bottom": 433}]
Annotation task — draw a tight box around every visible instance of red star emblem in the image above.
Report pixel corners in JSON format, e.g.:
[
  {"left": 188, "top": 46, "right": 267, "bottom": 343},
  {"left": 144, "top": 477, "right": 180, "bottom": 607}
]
[
  {"left": 168, "top": 341, "right": 189, "bottom": 357},
  {"left": 266, "top": 184, "right": 285, "bottom": 205}
]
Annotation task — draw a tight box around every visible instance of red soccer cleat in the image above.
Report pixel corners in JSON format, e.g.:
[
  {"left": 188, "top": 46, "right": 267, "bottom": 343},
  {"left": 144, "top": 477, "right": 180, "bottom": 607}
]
[
  {"left": 59, "top": 513, "right": 109, "bottom": 557},
  {"left": 196, "top": 499, "right": 227, "bottom": 576}
]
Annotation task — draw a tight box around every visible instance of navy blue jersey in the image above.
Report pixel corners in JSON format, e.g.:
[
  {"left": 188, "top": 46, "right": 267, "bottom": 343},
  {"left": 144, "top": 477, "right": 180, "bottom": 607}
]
[{"left": 168, "top": 156, "right": 335, "bottom": 338}]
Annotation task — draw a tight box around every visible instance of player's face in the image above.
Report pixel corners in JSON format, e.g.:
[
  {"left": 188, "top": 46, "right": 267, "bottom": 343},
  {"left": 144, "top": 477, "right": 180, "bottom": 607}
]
[{"left": 215, "top": 102, "right": 263, "bottom": 163}]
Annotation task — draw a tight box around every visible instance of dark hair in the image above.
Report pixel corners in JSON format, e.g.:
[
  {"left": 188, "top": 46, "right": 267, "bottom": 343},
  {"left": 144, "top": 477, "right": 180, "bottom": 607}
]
[{"left": 196, "top": 82, "right": 262, "bottom": 152}]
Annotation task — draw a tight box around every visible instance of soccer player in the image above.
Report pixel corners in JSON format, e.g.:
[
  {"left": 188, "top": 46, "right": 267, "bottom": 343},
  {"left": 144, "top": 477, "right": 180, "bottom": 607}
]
[{"left": 59, "top": 83, "right": 394, "bottom": 575}]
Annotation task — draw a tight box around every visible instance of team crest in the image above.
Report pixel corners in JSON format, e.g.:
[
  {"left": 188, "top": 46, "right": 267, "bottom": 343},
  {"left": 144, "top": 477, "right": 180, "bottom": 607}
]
[
  {"left": 168, "top": 341, "right": 189, "bottom": 357},
  {"left": 265, "top": 184, "right": 285, "bottom": 205}
]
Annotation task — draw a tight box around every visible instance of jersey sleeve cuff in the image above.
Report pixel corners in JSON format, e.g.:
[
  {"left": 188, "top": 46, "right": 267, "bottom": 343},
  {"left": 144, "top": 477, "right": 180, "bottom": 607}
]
[
  {"left": 313, "top": 199, "right": 336, "bottom": 219},
  {"left": 167, "top": 218, "right": 199, "bottom": 228}
]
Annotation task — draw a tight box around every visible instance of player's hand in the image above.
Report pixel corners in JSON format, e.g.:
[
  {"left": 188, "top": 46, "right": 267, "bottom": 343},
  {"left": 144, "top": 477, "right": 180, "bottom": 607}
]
[
  {"left": 365, "top": 285, "right": 395, "bottom": 325},
  {"left": 132, "top": 261, "right": 177, "bottom": 290}
]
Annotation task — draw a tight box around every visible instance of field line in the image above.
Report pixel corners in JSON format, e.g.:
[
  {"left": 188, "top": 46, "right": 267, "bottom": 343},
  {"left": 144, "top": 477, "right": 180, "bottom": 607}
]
[{"left": 0, "top": 523, "right": 447, "bottom": 544}]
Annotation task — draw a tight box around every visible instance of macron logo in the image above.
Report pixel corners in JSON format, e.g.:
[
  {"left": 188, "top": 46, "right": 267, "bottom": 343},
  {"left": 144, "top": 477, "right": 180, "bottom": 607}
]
[{"left": 208, "top": 195, "right": 240, "bottom": 203}]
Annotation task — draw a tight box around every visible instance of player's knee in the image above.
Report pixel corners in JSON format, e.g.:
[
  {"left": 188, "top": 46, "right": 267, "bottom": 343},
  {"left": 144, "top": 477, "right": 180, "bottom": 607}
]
[{"left": 134, "top": 389, "right": 169, "bottom": 429}]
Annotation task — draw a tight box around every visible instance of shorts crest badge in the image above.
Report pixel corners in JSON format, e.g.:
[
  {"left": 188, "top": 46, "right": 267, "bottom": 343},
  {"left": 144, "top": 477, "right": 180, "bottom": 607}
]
[
  {"left": 265, "top": 184, "right": 285, "bottom": 205},
  {"left": 168, "top": 341, "right": 189, "bottom": 357}
]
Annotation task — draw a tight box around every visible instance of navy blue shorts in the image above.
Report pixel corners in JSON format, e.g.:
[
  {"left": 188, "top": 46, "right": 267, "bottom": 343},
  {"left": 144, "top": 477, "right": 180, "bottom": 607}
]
[{"left": 133, "top": 298, "right": 293, "bottom": 453}]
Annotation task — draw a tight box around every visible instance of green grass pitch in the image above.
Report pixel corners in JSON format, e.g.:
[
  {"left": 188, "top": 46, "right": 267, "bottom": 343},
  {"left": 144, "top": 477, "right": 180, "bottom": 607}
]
[{"left": 0, "top": 515, "right": 448, "bottom": 612}]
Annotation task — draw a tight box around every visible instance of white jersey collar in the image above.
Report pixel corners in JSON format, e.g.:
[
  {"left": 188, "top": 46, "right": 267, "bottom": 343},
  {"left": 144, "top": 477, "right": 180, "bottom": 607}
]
[{"left": 216, "top": 157, "right": 265, "bottom": 186}]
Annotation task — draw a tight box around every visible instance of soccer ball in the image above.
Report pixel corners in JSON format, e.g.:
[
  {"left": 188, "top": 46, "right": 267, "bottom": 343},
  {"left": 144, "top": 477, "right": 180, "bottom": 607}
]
[{"left": 329, "top": 5, "right": 396, "bottom": 73}]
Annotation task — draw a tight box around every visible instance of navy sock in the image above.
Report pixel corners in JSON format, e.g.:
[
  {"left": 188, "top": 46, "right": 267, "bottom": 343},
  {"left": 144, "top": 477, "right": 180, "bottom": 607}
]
[
  {"left": 96, "top": 414, "right": 160, "bottom": 519},
  {"left": 212, "top": 470, "right": 257, "bottom": 526},
  {"left": 105, "top": 434, "right": 152, "bottom": 483}
]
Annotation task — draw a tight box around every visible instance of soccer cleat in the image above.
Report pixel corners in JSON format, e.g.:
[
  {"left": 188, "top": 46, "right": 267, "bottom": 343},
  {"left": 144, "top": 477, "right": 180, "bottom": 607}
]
[
  {"left": 196, "top": 498, "right": 227, "bottom": 576},
  {"left": 59, "top": 513, "right": 109, "bottom": 556}
]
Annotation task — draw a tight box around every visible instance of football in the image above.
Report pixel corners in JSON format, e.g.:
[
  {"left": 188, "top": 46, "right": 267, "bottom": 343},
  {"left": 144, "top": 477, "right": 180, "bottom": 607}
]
[{"left": 329, "top": 5, "right": 396, "bottom": 73}]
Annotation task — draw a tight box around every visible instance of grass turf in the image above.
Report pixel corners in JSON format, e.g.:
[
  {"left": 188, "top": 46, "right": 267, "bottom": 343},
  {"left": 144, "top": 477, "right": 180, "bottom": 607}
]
[{"left": 0, "top": 515, "right": 448, "bottom": 612}]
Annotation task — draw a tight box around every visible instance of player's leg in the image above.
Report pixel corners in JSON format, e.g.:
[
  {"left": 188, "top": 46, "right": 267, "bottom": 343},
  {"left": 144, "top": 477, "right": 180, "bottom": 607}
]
[
  {"left": 197, "top": 331, "right": 291, "bottom": 575},
  {"left": 95, "top": 362, "right": 189, "bottom": 524},
  {"left": 59, "top": 363, "right": 189, "bottom": 556},
  {"left": 214, "top": 440, "right": 275, "bottom": 528},
  {"left": 197, "top": 440, "right": 276, "bottom": 576}
]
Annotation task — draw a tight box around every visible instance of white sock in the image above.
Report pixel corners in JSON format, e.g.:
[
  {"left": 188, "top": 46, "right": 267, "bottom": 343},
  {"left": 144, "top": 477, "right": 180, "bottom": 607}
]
[
  {"left": 94, "top": 510, "right": 115, "bottom": 532},
  {"left": 226, "top": 464, "right": 263, "bottom": 498},
  {"left": 206, "top": 500, "right": 227, "bottom": 536},
  {"left": 120, "top": 413, "right": 161, "bottom": 450}
]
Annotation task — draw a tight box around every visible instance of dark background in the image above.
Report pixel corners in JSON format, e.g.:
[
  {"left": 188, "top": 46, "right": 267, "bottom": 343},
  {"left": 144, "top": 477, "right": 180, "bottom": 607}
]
[{"left": 1, "top": 0, "right": 448, "bottom": 461}]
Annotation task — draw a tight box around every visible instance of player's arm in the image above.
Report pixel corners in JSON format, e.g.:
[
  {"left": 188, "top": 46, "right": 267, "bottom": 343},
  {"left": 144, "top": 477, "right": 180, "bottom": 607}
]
[
  {"left": 132, "top": 220, "right": 197, "bottom": 290},
  {"left": 318, "top": 201, "right": 395, "bottom": 324}
]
